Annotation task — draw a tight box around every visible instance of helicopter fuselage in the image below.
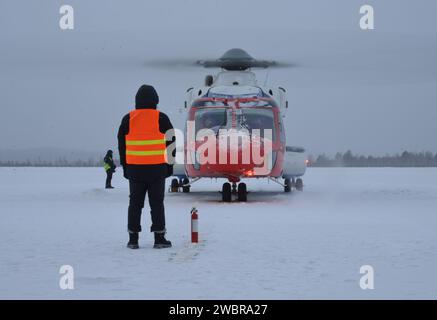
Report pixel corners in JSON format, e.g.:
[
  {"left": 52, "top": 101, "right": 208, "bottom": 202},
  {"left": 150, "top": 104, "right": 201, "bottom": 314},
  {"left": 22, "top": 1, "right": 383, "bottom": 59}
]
[
  {"left": 170, "top": 49, "right": 306, "bottom": 200},
  {"left": 184, "top": 97, "right": 285, "bottom": 182},
  {"left": 177, "top": 70, "right": 298, "bottom": 182}
]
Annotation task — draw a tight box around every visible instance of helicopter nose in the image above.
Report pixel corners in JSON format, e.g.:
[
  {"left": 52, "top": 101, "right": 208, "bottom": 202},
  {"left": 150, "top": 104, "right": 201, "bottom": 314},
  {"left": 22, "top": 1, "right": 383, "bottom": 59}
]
[{"left": 216, "top": 130, "right": 269, "bottom": 166}]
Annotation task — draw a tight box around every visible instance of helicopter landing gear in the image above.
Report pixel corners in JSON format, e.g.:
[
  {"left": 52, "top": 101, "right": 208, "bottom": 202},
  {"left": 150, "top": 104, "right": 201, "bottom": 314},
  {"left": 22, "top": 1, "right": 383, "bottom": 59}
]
[
  {"left": 222, "top": 182, "right": 247, "bottom": 202},
  {"left": 222, "top": 183, "right": 232, "bottom": 202},
  {"left": 284, "top": 178, "right": 292, "bottom": 193},
  {"left": 170, "top": 177, "right": 191, "bottom": 193},
  {"left": 181, "top": 178, "right": 190, "bottom": 193},
  {"left": 232, "top": 182, "right": 238, "bottom": 194},
  {"left": 170, "top": 178, "right": 179, "bottom": 193},
  {"left": 237, "top": 183, "right": 247, "bottom": 202},
  {"left": 282, "top": 177, "right": 304, "bottom": 193},
  {"left": 295, "top": 178, "right": 304, "bottom": 191}
]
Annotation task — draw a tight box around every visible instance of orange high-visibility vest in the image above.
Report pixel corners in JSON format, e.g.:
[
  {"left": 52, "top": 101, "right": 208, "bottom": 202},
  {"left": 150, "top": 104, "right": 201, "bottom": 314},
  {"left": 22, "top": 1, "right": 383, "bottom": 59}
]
[{"left": 125, "top": 109, "right": 167, "bottom": 165}]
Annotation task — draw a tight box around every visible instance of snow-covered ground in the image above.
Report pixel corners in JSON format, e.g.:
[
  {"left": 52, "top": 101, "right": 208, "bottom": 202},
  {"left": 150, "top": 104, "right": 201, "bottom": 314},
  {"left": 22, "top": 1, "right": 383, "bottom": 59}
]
[{"left": 0, "top": 167, "right": 436, "bottom": 299}]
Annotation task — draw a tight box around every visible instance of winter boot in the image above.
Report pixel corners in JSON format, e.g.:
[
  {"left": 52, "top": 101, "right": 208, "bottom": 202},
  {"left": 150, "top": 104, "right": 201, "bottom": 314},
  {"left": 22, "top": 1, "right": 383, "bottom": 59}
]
[
  {"left": 154, "top": 232, "right": 172, "bottom": 249},
  {"left": 106, "top": 185, "right": 114, "bottom": 189},
  {"left": 127, "top": 232, "right": 139, "bottom": 249}
]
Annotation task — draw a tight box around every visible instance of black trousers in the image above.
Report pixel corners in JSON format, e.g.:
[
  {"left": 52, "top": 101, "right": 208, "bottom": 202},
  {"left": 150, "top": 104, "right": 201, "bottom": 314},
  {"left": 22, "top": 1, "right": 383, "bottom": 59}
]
[
  {"left": 105, "top": 170, "right": 113, "bottom": 187},
  {"left": 128, "top": 178, "right": 166, "bottom": 233}
]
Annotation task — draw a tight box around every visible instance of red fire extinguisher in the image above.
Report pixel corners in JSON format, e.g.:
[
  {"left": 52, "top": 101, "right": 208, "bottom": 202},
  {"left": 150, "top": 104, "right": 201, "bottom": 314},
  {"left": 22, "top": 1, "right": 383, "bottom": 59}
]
[{"left": 191, "top": 207, "right": 198, "bottom": 243}]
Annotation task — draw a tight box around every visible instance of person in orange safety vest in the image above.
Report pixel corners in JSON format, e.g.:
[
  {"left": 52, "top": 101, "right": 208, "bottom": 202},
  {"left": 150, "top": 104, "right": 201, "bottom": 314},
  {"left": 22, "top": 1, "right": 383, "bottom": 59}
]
[{"left": 117, "top": 85, "right": 175, "bottom": 249}]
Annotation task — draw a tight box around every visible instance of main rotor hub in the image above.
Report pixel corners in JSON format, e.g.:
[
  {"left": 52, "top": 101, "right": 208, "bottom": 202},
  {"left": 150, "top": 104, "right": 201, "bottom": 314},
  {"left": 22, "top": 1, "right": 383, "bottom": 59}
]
[{"left": 199, "top": 48, "right": 275, "bottom": 70}]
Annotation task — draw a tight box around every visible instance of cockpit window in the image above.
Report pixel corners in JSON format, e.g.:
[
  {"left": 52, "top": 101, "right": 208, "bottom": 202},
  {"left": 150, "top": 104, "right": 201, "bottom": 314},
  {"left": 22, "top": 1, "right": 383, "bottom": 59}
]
[
  {"left": 192, "top": 98, "right": 277, "bottom": 108},
  {"left": 195, "top": 108, "right": 229, "bottom": 134},
  {"left": 238, "top": 108, "right": 276, "bottom": 141},
  {"left": 238, "top": 99, "right": 277, "bottom": 108},
  {"left": 192, "top": 100, "right": 228, "bottom": 107}
]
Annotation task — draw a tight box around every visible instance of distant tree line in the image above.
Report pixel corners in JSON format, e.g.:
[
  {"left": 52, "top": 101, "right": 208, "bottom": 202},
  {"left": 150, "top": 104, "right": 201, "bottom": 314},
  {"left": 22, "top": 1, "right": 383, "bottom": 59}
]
[
  {"left": 0, "top": 158, "right": 103, "bottom": 167},
  {"left": 1, "top": 151, "right": 437, "bottom": 167},
  {"left": 310, "top": 150, "right": 437, "bottom": 167}
]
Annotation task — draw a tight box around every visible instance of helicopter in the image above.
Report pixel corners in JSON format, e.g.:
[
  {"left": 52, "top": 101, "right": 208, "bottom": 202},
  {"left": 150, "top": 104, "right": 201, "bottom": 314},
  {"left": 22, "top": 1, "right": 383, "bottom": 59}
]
[{"left": 168, "top": 48, "right": 307, "bottom": 202}]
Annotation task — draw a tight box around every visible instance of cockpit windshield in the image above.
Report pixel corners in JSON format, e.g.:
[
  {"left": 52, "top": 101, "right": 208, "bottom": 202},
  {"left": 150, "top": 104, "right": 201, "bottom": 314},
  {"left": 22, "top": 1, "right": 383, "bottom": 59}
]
[
  {"left": 238, "top": 108, "right": 276, "bottom": 140},
  {"left": 238, "top": 99, "right": 277, "bottom": 108},
  {"left": 192, "top": 98, "right": 277, "bottom": 108},
  {"left": 192, "top": 98, "right": 277, "bottom": 140},
  {"left": 192, "top": 100, "right": 228, "bottom": 107},
  {"left": 195, "top": 108, "right": 230, "bottom": 134}
]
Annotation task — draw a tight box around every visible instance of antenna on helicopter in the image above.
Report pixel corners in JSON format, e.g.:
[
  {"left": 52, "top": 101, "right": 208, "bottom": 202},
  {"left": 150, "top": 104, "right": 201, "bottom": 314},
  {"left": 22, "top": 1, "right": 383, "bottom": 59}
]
[{"left": 205, "top": 75, "right": 214, "bottom": 86}]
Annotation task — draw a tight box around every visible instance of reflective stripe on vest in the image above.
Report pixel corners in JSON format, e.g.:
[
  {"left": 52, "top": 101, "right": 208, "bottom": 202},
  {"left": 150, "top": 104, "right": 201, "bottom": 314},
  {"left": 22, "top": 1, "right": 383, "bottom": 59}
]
[{"left": 125, "top": 109, "right": 167, "bottom": 165}]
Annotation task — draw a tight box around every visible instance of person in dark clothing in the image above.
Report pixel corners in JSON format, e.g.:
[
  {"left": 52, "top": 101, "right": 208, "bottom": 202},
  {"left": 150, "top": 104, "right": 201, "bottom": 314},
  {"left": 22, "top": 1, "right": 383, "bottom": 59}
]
[
  {"left": 103, "top": 150, "right": 116, "bottom": 189},
  {"left": 117, "top": 85, "right": 176, "bottom": 249}
]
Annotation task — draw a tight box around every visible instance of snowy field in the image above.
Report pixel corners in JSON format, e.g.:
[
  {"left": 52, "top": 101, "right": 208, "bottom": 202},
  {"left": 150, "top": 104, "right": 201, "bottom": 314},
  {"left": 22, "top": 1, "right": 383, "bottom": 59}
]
[{"left": 0, "top": 167, "right": 436, "bottom": 299}]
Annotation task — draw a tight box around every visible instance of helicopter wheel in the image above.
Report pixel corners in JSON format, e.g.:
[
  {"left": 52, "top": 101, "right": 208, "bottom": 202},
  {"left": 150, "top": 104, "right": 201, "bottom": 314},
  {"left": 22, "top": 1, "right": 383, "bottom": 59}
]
[
  {"left": 231, "top": 182, "right": 238, "bottom": 194},
  {"left": 182, "top": 178, "right": 190, "bottom": 193},
  {"left": 296, "top": 178, "right": 304, "bottom": 191},
  {"left": 222, "top": 183, "right": 232, "bottom": 202},
  {"left": 237, "top": 183, "right": 247, "bottom": 202},
  {"left": 284, "top": 178, "right": 292, "bottom": 193},
  {"left": 170, "top": 178, "right": 179, "bottom": 193}
]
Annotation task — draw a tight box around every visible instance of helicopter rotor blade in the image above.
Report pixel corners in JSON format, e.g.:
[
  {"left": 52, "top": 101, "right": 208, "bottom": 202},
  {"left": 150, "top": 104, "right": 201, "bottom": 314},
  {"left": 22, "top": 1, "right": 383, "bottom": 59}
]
[
  {"left": 144, "top": 49, "right": 298, "bottom": 70},
  {"left": 144, "top": 58, "right": 202, "bottom": 69}
]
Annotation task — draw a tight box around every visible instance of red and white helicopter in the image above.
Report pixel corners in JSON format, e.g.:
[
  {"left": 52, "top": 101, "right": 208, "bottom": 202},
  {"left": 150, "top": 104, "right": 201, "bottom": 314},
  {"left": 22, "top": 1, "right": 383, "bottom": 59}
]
[{"left": 170, "top": 49, "right": 307, "bottom": 202}]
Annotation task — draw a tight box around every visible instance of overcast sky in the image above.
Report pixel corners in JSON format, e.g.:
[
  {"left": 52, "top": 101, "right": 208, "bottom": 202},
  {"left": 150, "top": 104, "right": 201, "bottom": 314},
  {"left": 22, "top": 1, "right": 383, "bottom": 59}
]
[{"left": 1, "top": 0, "right": 437, "bottom": 157}]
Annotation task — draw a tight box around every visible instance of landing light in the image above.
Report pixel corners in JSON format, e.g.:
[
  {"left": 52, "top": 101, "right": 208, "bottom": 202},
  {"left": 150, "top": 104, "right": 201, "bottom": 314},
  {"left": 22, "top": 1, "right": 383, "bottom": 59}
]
[{"left": 246, "top": 170, "right": 254, "bottom": 177}]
